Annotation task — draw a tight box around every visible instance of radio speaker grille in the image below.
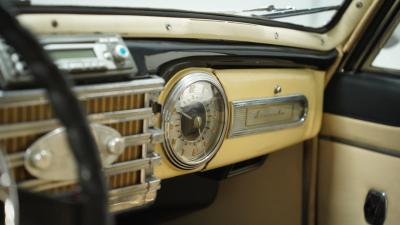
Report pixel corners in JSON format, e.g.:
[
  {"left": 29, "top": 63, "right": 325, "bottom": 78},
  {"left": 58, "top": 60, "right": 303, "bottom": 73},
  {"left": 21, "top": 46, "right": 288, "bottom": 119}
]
[{"left": 0, "top": 77, "right": 164, "bottom": 211}]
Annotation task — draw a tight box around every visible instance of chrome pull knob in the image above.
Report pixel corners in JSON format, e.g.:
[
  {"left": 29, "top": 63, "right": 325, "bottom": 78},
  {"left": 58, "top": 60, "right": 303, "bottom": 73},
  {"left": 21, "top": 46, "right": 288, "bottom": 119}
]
[
  {"left": 30, "top": 149, "right": 52, "bottom": 170},
  {"left": 107, "top": 137, "right": 125, "bottom": 155}
]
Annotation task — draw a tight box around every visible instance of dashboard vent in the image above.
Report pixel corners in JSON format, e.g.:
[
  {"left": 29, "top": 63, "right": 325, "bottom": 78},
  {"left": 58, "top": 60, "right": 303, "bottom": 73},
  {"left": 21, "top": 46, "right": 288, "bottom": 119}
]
[{"left": 0, "top": 76, "right": 164, "bottom": 212}]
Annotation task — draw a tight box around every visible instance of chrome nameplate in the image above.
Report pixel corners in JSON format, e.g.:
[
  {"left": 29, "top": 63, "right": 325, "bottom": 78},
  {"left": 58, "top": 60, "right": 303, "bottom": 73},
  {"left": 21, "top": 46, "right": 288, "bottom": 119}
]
[{"left": 229, "top": 95, "right": 307, "bottom": 138}]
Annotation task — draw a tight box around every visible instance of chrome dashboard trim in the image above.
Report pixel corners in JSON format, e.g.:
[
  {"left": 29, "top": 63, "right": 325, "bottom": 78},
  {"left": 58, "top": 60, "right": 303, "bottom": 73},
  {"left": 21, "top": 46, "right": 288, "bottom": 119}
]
[
  {"left": 229, "top": 94, "right": 308, "bottom": 138},
  {"left": 0, "top": 108, "right": 152, "bottom": 138},
  {"left": 6, "top": 130, "right": 164, "bottom": 169},
  {"left": 108, "top": 177, "right": 161, "bottom": 212},
  {"left": 17, "top": 152, "right": 161, "bottom": 191},
  {"left": 105, "top": 153, "right": 161, "bottom": 176},
  {"left": 0, "top": 75, "right": 165, "bottom": 211},
  {"left": 0, "top": 76, "right": 164, "bottom": 107}
]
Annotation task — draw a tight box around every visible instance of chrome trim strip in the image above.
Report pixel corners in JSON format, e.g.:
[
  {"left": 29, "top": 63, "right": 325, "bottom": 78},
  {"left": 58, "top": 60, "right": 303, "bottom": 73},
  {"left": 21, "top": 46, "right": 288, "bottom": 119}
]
[
  {"left": 123, "top": 133, "right": 152, "bottom": 146},
  {"left": 19, "top": 177, "right": 161, "bottom": 197},
  {"left": 109, "top": 190, "right": 158, "bottom": 212},
  {"left": 108, "top": 177, "right": 160, "bottom": 199},
  {"left": 18, "top": 156, "right": 161, "bottom": 191},
  {"left": 9, "top": 151, "right": 160, "bottom": 173},
  {"left": 6, "top": 152, "right": 25, "bottom": 168},
  {"left": 105, "top": 153, "right": 161, "bottom": 176},
  {"left": 0, "top": 76, "right": 164, "bottom": 107},
  {"left": 0, "top": 108, "right": 152, "bottom": 138},
  {"left": 18, "top": 179, "right": 75, "bottom": 192},
  {"left": 6, "top": 130, "right": 163, "bottom": 168},
  {"left": 229, "top": 95, "right": 308, "bottom": 138},
  {"left": 123, "top": 129, "right": 163, "bottom": 147},
  {"left": 108, "top": 177, "right": 161, "bottom": 212}
]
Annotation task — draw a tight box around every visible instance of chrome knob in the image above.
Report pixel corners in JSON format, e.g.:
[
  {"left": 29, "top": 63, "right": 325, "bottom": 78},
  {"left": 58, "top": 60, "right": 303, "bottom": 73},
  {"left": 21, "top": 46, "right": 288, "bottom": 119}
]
[
  {"left": 30, "top": 149, "right": 52, "bottom": 170},
  {"left": 107, "top": 137, "right": 125, "bottom": 155}
]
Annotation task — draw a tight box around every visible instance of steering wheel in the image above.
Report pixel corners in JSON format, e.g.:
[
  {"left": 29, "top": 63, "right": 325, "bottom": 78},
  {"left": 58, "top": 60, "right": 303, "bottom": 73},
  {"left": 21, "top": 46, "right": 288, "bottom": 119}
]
[{"left": 0, "top": 4, "right": 111, "bottom": 225}]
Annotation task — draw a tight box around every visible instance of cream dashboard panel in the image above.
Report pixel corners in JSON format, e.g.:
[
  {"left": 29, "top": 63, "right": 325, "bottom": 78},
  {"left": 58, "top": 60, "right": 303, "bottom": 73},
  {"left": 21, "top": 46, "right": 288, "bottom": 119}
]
[
  {"left": 155, "top": 68, "right": 324, "bottom": 179},
  {"left": 207, "top": 69, "right": 324, "bottom": 169},
  {"left": 18, "top": 0, "right": 374, "bottom": 51}
]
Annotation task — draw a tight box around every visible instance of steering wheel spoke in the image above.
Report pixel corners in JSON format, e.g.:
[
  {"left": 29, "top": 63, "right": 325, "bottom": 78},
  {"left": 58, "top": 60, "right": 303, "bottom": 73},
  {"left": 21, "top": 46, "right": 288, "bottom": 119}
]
[
  {"left": 0, "top": 3, "right": 111, "bottom": 225},
  {"left": 0, "top": 150, "right": 18, "bottom": 225}
]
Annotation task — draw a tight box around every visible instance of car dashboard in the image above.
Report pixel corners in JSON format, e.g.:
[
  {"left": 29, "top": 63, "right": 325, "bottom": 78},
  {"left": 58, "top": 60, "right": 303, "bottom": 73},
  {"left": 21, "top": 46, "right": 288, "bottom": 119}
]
[
  {"left": 0, "top": 28, "right": 327, "bottom": 213},
  {"left": 1, "top": 1, "right": 396, "bottom": 225}
]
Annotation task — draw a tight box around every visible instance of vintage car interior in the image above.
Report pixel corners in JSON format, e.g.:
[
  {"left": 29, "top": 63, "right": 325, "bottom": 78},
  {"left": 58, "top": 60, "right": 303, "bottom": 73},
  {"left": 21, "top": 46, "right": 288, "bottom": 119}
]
[{"left": 0, "top": 0, "right": 398, "bottom": 224}]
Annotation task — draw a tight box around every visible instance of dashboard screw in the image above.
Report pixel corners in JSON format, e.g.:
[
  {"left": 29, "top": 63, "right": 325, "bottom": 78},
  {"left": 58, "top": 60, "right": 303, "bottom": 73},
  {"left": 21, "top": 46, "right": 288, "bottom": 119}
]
[
  {"left": 356, "top": 1, "right": 363, "bottom": 8},
  {"left": 274, "top": 85, "right": 282, "bottom": 94},
  {"left": 274, "top": 32, "right": 279, "bottom": 40},
  {"left": 165, "top": 24, "right": 172, "bottom": 31},
  {"left": 51, "top": 20, "right": 58, "bottom": 28},
  {"left": 320, "top": 38, "right": 325, "bottom": 46}
]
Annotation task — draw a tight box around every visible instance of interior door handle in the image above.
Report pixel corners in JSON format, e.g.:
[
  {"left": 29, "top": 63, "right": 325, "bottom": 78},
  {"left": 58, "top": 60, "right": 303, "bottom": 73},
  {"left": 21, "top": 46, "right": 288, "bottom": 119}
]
[{"left": 364, "top": 189, "right": 387, "bottom": 225}]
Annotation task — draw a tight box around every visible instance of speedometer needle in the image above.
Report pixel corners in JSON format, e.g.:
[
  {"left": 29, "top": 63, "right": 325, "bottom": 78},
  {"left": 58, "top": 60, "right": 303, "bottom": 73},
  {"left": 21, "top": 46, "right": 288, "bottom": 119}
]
[
  {"left": 194, "top": 116, "right": 203, "bottom": 136},
  {"left": 178, "top": 111, "right": 192, "bottom": 119}
]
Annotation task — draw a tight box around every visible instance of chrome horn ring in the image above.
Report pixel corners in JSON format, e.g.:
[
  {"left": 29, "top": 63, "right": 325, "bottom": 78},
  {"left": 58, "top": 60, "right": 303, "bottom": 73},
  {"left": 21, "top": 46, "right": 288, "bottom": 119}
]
[{"left": 0, "top": 150, "right": 18, "bottom": 225}]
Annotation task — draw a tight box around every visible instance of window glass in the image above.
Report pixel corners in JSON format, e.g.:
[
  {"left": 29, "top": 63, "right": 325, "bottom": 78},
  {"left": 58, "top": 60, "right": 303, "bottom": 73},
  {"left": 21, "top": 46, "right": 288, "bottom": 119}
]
[
  {"left": 372, "top": 23, "right": 400, "bottom": 71},
  {"left": 31, "top": 0, "right": 346, "bottom": 28}
]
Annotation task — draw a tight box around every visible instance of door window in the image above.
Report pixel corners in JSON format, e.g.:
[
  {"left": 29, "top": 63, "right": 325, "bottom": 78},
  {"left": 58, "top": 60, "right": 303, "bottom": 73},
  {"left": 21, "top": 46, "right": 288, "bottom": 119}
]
[{"left": 371, "top": 23, "right": 400, "bottom": 71}]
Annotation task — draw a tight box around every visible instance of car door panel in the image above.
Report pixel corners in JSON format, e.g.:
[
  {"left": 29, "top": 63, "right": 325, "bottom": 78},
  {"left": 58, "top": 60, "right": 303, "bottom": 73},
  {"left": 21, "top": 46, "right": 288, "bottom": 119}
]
[
  {"left": 318, "top": 70, "right": 400, "bottom": 225},
  {"left": 318, "top": 140, "right": 400, "bottom": 225}
]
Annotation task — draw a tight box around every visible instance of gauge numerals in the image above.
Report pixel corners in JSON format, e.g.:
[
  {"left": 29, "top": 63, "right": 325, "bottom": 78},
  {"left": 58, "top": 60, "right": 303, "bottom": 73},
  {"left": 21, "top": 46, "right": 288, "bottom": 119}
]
[{"left": 162, "top": 72, "right": 228, "bottom": 169}]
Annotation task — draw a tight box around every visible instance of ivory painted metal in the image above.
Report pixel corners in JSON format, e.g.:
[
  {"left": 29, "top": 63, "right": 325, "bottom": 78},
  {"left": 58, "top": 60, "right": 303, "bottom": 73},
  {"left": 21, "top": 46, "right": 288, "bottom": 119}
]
[
  {"left": 155, "top": 68, "right": 324, "bottom": 178},
  {"left": 18, "top": 0, "right": 373, "bottom": 51}
]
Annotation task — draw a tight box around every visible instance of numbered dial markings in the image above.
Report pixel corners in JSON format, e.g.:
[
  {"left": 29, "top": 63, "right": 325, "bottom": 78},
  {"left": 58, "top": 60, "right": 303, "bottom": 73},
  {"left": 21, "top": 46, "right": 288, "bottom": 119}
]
[{"left": 163, "top": 74, "right": 227, "bottom": 169}]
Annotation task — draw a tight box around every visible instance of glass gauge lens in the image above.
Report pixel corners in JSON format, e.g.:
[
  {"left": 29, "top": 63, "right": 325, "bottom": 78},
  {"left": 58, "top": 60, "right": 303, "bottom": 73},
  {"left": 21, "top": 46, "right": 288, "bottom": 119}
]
[{"left": 162, "top": 73, "right": 228, "bottom": 169}]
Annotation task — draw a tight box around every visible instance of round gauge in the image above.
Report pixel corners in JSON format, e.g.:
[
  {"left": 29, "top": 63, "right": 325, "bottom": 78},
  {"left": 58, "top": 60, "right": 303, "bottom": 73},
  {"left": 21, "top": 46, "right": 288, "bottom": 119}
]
[{"left": 162, "top": 72, "right": 228, "bottom": 170}]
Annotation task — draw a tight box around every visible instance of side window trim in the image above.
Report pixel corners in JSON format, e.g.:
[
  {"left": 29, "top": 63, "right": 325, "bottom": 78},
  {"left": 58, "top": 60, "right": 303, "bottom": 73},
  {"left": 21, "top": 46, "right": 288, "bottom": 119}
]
[{"left": 362, "top": 12, "right": 400, "bottom": 75}]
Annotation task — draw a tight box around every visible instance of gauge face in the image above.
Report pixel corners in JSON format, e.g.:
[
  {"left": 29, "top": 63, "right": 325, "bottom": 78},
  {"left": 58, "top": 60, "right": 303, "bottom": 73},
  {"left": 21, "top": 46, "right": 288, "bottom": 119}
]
[{"left": 162, "top": 73, "right": 228, "bottom": 169}]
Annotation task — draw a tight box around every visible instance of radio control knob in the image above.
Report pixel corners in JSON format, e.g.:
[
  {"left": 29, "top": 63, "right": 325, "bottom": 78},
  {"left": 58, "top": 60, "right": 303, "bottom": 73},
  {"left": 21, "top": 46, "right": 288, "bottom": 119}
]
[
  {"left": 112, "top": 45, "right": 130, "bottom": 62},
  {"left": 30, "top": 149, "right": 52, "bottom": 170}
]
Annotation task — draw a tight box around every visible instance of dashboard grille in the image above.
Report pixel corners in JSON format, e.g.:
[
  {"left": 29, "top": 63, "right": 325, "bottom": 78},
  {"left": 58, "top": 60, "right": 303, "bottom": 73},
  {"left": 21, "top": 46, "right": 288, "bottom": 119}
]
[
  {"left": 0, "top": 94, "right": 145, "bottom": 124},
  {"left": 0, "top": 76, "right": 164, "bottom": 212}
]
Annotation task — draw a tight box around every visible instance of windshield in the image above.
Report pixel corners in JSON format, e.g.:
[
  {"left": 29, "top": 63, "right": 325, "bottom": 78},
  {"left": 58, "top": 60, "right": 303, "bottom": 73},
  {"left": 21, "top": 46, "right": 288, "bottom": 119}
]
[{"left": 30, "top": 0, "right": 346, "bottom": 28}]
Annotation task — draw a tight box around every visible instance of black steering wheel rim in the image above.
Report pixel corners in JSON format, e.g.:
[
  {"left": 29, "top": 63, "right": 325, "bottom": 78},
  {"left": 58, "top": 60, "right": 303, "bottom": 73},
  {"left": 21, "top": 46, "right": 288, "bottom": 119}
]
[{"left": 0, "top": 4, "right": 110, "bottom": 225}]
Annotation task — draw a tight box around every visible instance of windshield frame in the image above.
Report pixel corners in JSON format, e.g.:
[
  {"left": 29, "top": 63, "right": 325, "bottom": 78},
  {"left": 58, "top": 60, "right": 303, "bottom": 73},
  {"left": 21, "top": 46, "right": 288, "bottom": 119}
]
[{"left": 16, "top": 0, "right": 352, "bottom": 34}]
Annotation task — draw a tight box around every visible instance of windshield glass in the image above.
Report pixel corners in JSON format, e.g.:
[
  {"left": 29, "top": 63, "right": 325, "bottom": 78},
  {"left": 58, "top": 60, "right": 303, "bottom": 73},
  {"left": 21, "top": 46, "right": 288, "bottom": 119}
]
[{"left": 30, "top": 0, "right": 346, "bottom": 28}]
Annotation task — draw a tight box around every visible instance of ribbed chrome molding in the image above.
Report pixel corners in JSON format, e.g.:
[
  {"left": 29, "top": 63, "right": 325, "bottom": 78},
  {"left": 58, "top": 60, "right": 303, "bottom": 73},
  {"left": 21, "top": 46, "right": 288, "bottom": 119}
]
[
  {"left": 108, "top": 177, "right": 161, "bottom": 212},
  {"left": 0, "top": 76, "right": 164, "bottom": 107},
  {"left": 0, "top": 76, "right": 165, "bottom": 212},
  {"left": 0, "top": 108, "right": 153, "bottom": 139},
  {"left": 6, "top": 129, "right": 163, "bottom": 171}
]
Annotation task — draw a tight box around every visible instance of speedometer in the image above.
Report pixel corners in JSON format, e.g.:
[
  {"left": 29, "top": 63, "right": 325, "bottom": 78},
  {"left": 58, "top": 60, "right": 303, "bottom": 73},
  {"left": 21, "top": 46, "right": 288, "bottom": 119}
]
[{"left": 162, "top": 72, "right": 228, "bottom": 169}]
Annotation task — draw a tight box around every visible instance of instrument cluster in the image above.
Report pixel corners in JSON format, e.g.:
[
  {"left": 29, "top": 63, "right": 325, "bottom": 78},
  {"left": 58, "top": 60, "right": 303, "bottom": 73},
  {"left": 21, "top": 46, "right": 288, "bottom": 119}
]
[{"left": 162, "top": 72, "right": 228, "bottom": 169}]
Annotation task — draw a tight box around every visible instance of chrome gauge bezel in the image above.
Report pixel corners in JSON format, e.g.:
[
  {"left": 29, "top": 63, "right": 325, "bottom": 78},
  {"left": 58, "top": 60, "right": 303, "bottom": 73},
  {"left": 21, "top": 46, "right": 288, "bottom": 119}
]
[{"left": 162, "top": 72, "right": 228, "bottom": 170}]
